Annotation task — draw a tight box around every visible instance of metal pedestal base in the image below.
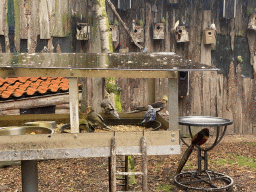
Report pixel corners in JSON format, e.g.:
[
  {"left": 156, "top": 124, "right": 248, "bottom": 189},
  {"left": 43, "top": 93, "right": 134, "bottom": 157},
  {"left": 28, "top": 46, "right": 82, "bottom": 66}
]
[
  {"left": 174, "top": 170, "right": 233, "bottom": 191},
  {"left": 21, "top": 160, "right": 38, "bottom": 192}
]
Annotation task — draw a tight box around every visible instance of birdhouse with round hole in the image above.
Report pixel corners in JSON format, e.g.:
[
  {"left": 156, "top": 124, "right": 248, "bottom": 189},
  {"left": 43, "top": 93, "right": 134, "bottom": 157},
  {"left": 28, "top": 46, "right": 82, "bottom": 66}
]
[
  {"left": 131, "top": 26, "right": 144, "bottom": 43},
  {"left": 153, "top": 23, "right": 165, "bottom": 39},
  {"left": 248, "top": 13, "right": 256, "bottom": 30},
  {"left": 76, "top": 23, "right": 90, "bottom": 40},
  {"left": 203, "top": 29, "right": 216, "bottom": 45},
  {"left": 109, "top": 25, "right": 119, "bottom": 42},
  {"left": 175, "top": 26, "right": 189, "bottom": 43}
]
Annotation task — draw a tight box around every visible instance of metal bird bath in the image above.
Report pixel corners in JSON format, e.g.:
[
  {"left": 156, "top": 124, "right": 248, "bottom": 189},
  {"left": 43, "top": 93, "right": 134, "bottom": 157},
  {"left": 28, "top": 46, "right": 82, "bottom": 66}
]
[{"left": 174, "top": 116, "right": 233, "bottom": 191}]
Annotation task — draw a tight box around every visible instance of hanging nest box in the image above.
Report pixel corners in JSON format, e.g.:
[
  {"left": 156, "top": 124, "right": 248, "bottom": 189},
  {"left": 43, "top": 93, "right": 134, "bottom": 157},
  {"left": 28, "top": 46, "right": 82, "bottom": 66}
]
[
  {"left": 203, "top": 29, "right": 216, "bottom": 45},
  {"left": 131, "top": 26, "right": 144, "bottom": 43},
  {"left": 109, "top": 25, "right": 119, "bottom": 42},
  {"left": 175, "top": 26, "right": 189, "bottom": 43},
  {"left": 76, "top": 23, "right": 90, "bottom": 40},
  {"left": 248, "top": 13, "right": 256, "bottom": 30},
  {"left": 153, "top": 23, "right": 165, "bottom": 39}
]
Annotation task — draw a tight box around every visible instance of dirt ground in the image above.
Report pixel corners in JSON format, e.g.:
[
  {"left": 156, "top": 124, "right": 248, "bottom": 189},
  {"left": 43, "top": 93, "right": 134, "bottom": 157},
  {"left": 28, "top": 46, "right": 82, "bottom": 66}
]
[{"left": 0, "top": 134, "right": 255, "bottom": 192}]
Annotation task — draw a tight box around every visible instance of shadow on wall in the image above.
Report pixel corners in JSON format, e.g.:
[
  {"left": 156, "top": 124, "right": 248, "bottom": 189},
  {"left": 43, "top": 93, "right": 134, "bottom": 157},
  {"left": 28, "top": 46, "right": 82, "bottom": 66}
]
[{"left": 211, "top": 34, "right": 253, "bottom": 78}]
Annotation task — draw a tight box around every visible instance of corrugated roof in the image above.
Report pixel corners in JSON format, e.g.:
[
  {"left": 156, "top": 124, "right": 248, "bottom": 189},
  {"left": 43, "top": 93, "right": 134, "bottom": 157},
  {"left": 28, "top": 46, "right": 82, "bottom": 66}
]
[{"left": 0, "top": 77, "right": 79, "bottom": 99}]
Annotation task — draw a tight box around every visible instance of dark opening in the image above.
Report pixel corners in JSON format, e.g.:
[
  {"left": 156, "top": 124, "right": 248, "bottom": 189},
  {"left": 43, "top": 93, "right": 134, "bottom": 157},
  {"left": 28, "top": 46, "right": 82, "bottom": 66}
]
[{"left": 20, "top": 105, "right": 55, "bottom": 115}]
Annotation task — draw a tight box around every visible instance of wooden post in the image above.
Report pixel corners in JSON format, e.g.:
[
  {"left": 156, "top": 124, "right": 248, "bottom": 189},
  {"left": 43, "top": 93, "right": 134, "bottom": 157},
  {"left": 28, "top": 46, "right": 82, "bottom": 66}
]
[
  {"left": 110, "top": 137, "right": 116, "bottom": 192},
  {"left": 141, "top": 136, "right": 147, "bottom": 192},
  {"left": 68, "top": 77, "right": 79, "bottom": 133},
  {"left": 168, "top": 77, "right": 178, "bottom": 131}
]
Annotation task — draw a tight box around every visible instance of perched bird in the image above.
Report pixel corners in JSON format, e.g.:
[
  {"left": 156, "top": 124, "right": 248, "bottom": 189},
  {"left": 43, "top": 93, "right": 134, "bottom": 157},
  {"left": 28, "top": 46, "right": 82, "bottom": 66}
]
[
  {"left": 210, "top": 23, "right": 216, "bottom": 31},
  {"left": 128, "top": 96, "right": 168, "bottom": 113},
  {"left": 101, "top": 95, "right": 119, "bottom": 119},
  {"left": 132, "top": 19, "right": 136, "bottom": 31},
  {"left": 87, "top": 106, "right": 113, "bottom": 131},
  {"left": 41, "top": 46, "right": 49, "bottom": 53},
  {"left": 142, "top": 47, "right": 148, "bottom": 53},
  {"left": 79, "top": 118, "right": 95, "bottom": 133},
  {"left": 176, "top": 128, "right": 210, "bottom": 174},
  {"left": 141, "top": 105, "right": 156, "bottom": 124},
  {"left": 173, "top": 20, "right": 180, "bottom": 32},
  {"left": 114, "top": 43, "right": 122, "bottom": 53}
]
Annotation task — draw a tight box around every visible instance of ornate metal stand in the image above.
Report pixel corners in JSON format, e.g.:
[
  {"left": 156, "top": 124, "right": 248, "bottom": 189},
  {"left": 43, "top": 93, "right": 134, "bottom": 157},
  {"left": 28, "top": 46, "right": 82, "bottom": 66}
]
[{"left": 174, "top": 116, "right": 233, "bottom": 191}]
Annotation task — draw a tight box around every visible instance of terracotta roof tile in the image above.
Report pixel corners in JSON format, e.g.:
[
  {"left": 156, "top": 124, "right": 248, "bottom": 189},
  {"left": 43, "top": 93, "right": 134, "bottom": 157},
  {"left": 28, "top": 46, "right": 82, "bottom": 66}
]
[
  {"left": 6, "top": 78, "right": 17, "bottom": 84},
  {"left": 18, "top": 77, "right": 29, "bottom": 83},
  {"left": 18, "top": 81, "right": 32, "bottom": 91},
  {"left": 0, "top": 78, "right": 5, "bottom": 86},
  {"left": 48, "top": 84, "right": 60, "bottom": 92},
  {"left": 37, "top": 85, "right": 49, "bottom": 94},
  {"left": 0, "top": 77, "right": 74, "bottom": 99},
  {"left": 30, "top": 77, "right": 39, "bottom": 82},
  {"left": 59, "top": 82, "right": 69, "bottom": 91},
  {"left": 1, "top": 90, "right": 13, "bottom": 98},
  {"left": 13, "top": 88, "right": 24, "bottom": 97},
  {"left": 26, "top": 87, "right": 37, "bottom": 95}
]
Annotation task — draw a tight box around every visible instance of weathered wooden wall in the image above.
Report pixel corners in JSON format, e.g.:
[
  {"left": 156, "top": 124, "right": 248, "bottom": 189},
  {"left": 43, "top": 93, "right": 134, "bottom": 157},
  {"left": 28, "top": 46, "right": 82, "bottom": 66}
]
[{"left": 1, "top": 0, "right": 256, "bottom": 135}]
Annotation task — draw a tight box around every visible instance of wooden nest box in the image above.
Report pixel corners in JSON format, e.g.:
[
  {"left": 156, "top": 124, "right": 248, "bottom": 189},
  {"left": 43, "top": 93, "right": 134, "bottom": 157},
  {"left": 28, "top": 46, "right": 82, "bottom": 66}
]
[
  {"left": 203, "top": 29, "right": 216, "bottom": 45},
  {"left": 248, "top": 13, "right": 256, "bottom": 30},
  {"left": 175, "top": 26, "right": 189, "bottom": 43},
  {"left": 153, "top": 23, "right": 165, "bottom": 39},
  {"left": 131, "top": 26, "right": 144, "bottom": 43},
  {"left": 76, "top": 23, "right": 90, "bottom": 40},
  {"left": 109, "top": 25, "right": 119, "bottom": 42}
]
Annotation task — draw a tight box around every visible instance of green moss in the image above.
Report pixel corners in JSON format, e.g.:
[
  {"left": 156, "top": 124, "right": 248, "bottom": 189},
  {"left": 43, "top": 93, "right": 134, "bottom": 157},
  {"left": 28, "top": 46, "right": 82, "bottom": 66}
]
[
  {"left": 128, "top": 156, "right": 136, "bottom": 185},
  {"left": 244, "top": 142, "right": 256, "bottom": 146},
  {"left": 236, "top": 156, "right": 256, "bottom": 169}
]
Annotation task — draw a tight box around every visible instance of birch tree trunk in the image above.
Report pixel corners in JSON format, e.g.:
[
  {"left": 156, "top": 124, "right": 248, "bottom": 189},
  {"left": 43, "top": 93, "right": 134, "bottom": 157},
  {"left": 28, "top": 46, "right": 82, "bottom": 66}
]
[
  {"left": 93, "top": 0, "right": 122, "bottom": 112},
  {"left": 93, "top": 0, "right": 113, "bottom": 53}
]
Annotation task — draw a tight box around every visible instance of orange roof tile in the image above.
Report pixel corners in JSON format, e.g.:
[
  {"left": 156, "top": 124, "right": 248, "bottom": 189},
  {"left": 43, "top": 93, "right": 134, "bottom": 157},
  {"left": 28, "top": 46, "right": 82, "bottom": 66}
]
[{"left": 0, "top": 77, "right": 81, "bottom": 99}]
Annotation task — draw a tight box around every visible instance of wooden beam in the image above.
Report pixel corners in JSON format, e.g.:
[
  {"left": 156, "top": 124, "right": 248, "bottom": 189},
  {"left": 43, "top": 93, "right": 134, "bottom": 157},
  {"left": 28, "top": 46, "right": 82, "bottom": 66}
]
[{"left": 68, "top": 77, "right": 79, "bottom": 133}]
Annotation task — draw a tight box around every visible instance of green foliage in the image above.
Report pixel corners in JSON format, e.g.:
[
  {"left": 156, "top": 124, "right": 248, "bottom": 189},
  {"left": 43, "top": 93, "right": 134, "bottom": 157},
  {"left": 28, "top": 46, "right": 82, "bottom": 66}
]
[
  {"left": 245, "top": 142, "right": 256, "bottom": 146},
  {"left": 215, "top": 153, "right": 256, "bottom": 170},
  {"left": 248, "top": 8, "right": 253, "bottom": 16},
  {"left": 237, "top": 55, "right": 243, "bottom": 64},
  {"left": 157, "top": 184, "right": 174, "bottom": 191},
  {"left": 139, "top": 19, "right": 144, "bottom": 27},
  {"left": 161, "top": 17, "right": 166, "bottom": 24},
  {"left": 114, "top": 19, "right": 119, "bottom": 26}
]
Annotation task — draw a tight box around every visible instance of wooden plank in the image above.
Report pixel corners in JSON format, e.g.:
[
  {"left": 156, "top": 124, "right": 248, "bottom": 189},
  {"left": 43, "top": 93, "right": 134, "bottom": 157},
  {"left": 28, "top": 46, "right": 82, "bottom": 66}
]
[
  {"left": 222, "top": 75, "right": 234, "bottom": 134},
  {"left": 0, "top": 130, "right": 180, "bottom": 161},
  {"left": 51, "top": 0, "right": 70, "bottom": 37},
  {"left": 210, "top": 70, "right": 217, "bottom": 116},
  {"left": 69, "top": 77, "right": 79, "bottom": 133},
  {"left": 19, "top": 0, "right": 28, "bottom": 39},
  {"left": 235, "top": 64, "right": 243, "bottom": 134},
  {"left": 39, "top": 0, "right": 50, "bottom": 39},
  {"left": 168, "top": 78, "right": 178, "bottom": 131},
  {"left": 191, "top": 72, "right": 202, "bottom": 115},
  {"left": 217, "top": 74, "right": 223, "bottom": 118},
  {"left": 0, "top": 0, "right": 6, "bottom": 35},
  {"left": 14, "top": 0, "right": 20, "bottom": 52},
  {"left": 201, "top": 11, "right": 212, "bottom": 117},
  {"left": 27, "top": 0, "right": 39, "bottom": 53},
  {"left": 242, "top": 78, "right": 253, "bottom": 134}
]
